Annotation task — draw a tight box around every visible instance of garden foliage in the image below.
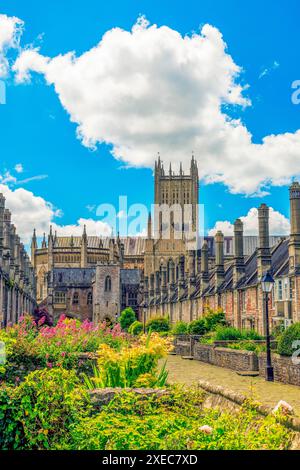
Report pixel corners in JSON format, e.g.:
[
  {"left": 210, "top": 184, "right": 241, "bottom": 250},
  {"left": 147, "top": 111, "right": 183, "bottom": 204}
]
[
  {"left": 277, "top": 322, "right": 300, "bottom": 356},
  {"left": 119, "top": 308, "right": 137, "bottom": 331}
]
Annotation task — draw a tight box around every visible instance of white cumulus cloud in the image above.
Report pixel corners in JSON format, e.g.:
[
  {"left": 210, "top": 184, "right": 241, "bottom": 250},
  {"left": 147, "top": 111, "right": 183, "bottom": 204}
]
[
  {"left": 208, "top": 206, "right": 290, "bottom": 236},
  {"left": 12, "top": 16, "right": 300, "bottom": 196},
  {"left": 0, "top": 13, "right": 23, "bottom": 77},
  {"left": 0, "top": 183, "right": 112, "bottom": 245},
  {"left": 0, "top": 184, "right": 55, "bottom": 243},
  {"left": 52, "top": 218, "right": 112, "bottom": 237}
]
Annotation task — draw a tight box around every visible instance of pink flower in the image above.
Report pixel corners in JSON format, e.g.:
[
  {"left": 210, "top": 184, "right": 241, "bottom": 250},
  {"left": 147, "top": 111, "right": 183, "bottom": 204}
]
[
  {"left": 61, "top": 352, "right": 66, "bottom": 357},
  {"left": 46, "top": 362, "right": 53, "bottom": 368},
  {"left": 38, "top": 316, "right": 46, "bottom": 326}
]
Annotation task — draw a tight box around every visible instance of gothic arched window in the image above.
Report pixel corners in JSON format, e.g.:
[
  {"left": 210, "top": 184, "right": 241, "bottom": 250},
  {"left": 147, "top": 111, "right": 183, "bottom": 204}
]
[
  {"left": 73, "top": 292, "right": 79, "bottom": 305},
  {"left": 105, "top": 275, "right": 112, "bottom": 292},
  {"left": 87, "top": 292, "right": 93, "bottom": 305}
]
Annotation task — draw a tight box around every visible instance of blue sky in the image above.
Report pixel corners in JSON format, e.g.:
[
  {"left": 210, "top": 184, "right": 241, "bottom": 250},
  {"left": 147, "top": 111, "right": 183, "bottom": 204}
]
[{"left": 0, "top": 0, "right": 299, "bottom": 243}]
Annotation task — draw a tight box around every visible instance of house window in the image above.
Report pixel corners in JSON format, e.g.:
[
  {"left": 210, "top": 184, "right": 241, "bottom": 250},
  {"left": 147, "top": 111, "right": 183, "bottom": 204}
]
[
  {"left": 283, "top": 278, "right": 292, "bottom": 301},
  {"left": 275, "top": 280, "right": 283, "bottom": 301},
  {"left": 73, "top": 292, "right": 79, "bottom": 305},
  {"left": 105, "top": 275, "right": 112, "bottom": 292},
  {"left": 54, "top": 291, "right": 66, "bottom": 304},
  {"left": 87, "top": 292, "right": 93, "bottom": 305}
]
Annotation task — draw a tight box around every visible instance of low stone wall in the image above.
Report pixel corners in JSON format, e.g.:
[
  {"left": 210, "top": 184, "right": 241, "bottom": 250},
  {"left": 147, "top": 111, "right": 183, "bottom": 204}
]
[
  {"left": 173, "top": 335, "right": 191, "bottom": 356},
  {"left": 259, "top": 353, "right": 300, "bottom": 386},
  {"left": 213, "top": 347, "right": 259, "bottom": 371},
  {"left": 176, "top": 340, "right": 259, "bottom": 372},
  {"left": 193, "top": 343, "right": 214, "bottom": 364}
]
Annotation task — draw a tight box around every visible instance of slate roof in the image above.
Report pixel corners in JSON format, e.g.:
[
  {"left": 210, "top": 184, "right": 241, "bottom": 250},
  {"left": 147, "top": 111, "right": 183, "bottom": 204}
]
[
  {"left": 52, "top": 267, "right": 95, "bottom": 287},
  {"left": 201, "top": 238, "right": 290, "bottom": 297},
  {"left": 45, "top": 235, "right": 285, "bottom": 258},
  {"left": 53, "top": 236, "right": 146, "bottom": 256},
  {"left": 120, "top": 269, "right": 142, "bottom": 284}
]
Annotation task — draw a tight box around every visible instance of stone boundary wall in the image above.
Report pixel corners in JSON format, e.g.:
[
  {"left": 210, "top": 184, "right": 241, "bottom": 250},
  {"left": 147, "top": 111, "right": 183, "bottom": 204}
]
[
  {"left": 174, "top": 337, "right": 258, "bottom": 372},
  {"left": 173, "top": 337, "right": 300, "bottom": 381},
  {"left": 259, "top": 353, "right": 300, "bottom": 386}
]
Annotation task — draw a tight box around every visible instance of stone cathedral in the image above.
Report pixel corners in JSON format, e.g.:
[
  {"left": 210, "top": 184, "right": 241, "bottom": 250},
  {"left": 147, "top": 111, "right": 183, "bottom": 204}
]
[{"left": 0, "top": 153, "right": 290, "bottom": 334}]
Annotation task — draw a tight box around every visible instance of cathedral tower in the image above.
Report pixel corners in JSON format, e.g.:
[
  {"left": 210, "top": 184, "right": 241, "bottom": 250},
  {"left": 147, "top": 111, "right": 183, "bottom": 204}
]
[{"left": 154, "top": 155, "right": 199, "bottom": 240}]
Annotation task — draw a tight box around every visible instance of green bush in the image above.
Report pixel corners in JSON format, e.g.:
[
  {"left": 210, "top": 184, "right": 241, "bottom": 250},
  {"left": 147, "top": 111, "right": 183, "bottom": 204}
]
[
  {"left": 204, "top": 311, "right": 227, "bottom": 331},
  {"left": 272, "top": 323, "right": 285, "bottom": 339},
  {"left": 128, "top": 321, "right": 143, "bottom": 336},
  {"left": 226, "top": 340, "right": 266, "bottom": 354},
  {"left": 187, "top": 319, "right": 207, "bottom": 336},
  {"left": 0, "top": 368, "right": 90, "bottom": 450},
  {"left": 146, "top": 316, "right": 170, "bottom": 333},
  {"left": 215, "top": 326, "right": 243, "bottom": 341},
  {"left": 214, "top": 326, "right": 262, "bottom": 342},
  {"left": 119, "top": 308, "right": 137, "bottom": 332},
  {"left": 244, "top": 329, "right": 262, "bottom": 340},
  {"left": 68, "top": 389, "right": 292, "bottom": 450},
  {"left": 277, "top": 322, "right": 300, "bottom": 356},
  {"left": 172, "top": 321, "right": 188, "bottom": 335}
]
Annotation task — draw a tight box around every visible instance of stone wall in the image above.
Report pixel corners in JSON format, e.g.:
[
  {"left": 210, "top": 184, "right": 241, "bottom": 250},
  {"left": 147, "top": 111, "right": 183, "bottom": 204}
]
[
  {"left": 193, "top": 343, "right": 214, "bottom": 363},
  {"left": 174, "top": 337, "right": 259, "bottom": 372},
  {"left": 213, "top": 347, "right": 258, "bottom": 371},
  {"left": 173, "top": 335, "right": 191, "bottom": 356},
  {"left": 259, "top": 353, "right": 300, "bottom": 386}
]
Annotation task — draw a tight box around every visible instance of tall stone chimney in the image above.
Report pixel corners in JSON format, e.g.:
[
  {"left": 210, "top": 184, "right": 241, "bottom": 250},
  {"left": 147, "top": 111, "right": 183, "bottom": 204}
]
[
  {"left": 289, "top": 182, "right": 300, "bottom": 275},
  {"left": 233, "top": 219, "right": 245, "bottom": 286},
  {"left": 257, "top": 203, "right": 271, "bottom": 279},
  {"left": 214, "top": 231, "right": 225, "bottom": 291},
  {"left": 0, "top": 194, "right": 5, "bottom": 262},
  {"left": 200, "top": 240, "right": 209, "bottom": 293}
]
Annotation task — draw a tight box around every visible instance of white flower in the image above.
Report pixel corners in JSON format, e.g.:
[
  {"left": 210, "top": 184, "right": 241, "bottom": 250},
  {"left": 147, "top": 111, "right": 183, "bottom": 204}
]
[{"left": 200, "top": 425, "right": 213, "bottom": 434}]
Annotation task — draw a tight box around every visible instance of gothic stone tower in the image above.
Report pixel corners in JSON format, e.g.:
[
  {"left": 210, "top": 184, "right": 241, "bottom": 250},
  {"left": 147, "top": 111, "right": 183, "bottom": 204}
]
[
  {"left": 144, "top": 155, "right": 199, "bottom": 278},
  {"left": 154, "top": 155, "right": 199, "bottom": 238}
]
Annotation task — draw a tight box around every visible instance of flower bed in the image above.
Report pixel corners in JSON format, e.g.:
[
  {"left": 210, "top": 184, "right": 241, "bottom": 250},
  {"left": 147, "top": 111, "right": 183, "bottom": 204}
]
[
  {"left": 0, "top": 314, "right": 296, "bottom": 450},
  {"left": 0, "top": 315, "right": 127, "bottom": 384}
]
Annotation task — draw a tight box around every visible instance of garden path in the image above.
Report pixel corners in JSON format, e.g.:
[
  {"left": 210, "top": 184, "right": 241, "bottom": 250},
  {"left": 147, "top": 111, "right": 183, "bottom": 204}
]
[{"left": 164, "top": 355, "right": 300, "bottom": 416}]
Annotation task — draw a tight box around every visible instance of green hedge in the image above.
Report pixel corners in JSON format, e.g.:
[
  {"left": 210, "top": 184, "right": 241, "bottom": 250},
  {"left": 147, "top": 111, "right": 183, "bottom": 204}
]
[
  {"left": 277, "top": 322, "right": 300, "bottom": 356},
  {"left": 187, "top": 319, "right": 207, "bottom": 335},
  {"left": 171, "top": 321, "right": 188, "bottom": 335},
  {"left": 128, "top": 321, "right": 143, "bottom": 336},
  {"left": 146, "top": 317, "right": 170, "bottom": 332},
  {"left": 119, "top": 308, "right": 137, "bottom": 332}
]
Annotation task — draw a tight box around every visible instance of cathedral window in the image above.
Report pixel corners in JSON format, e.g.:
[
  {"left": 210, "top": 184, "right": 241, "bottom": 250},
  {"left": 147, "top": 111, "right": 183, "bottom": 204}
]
[
  {"left": 73, "top": 292, "right": 79, "bottom": 305},
  {"left": 105, "top": 275, "right": 112, "bottom": 292},
  {"left": 54, "top": 291, "right": 66, "bottom": 304},
  {"left": 87, "top": 292, "right": 93, "bottom": 305}
]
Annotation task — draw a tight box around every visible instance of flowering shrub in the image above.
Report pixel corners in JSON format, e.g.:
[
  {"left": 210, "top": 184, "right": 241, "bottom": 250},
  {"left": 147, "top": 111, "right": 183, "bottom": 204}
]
[
  {"left": 33, "top": 306, "right": 53, "bottom": 327},
  {"left": 83, "top": 332, "right": 172, "bottom": 389},
  {"left": 0, "top": 315, "right": 127, "bottom": 382}
]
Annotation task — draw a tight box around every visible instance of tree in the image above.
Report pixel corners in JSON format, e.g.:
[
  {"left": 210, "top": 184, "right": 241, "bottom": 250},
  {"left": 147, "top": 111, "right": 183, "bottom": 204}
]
[{"left": 119, "top": 307, "right": 137, "bottom": 331}]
